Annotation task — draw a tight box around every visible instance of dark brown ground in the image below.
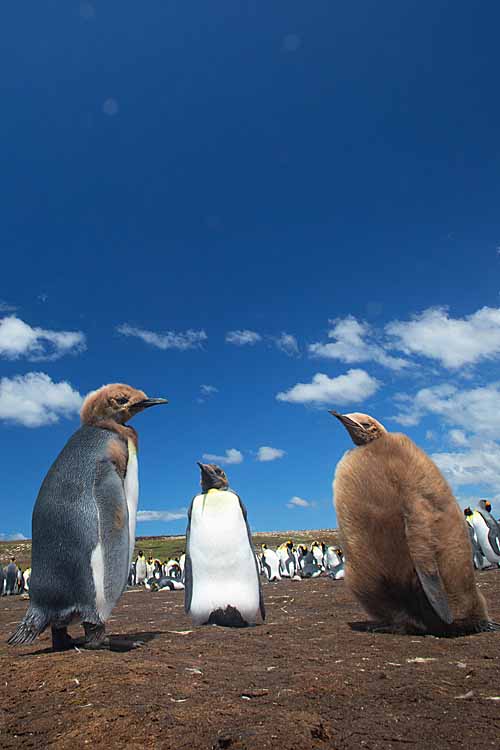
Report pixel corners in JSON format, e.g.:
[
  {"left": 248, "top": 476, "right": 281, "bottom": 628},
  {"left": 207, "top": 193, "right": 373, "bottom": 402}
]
[{"left": 1, "top": 571, "right": 499, "bottom": 750}]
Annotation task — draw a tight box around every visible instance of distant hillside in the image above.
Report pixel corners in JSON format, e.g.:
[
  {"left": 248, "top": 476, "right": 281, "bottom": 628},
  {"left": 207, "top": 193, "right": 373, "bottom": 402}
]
[{"left": 0, "top": 528, "right": 341, "bottom": 569}]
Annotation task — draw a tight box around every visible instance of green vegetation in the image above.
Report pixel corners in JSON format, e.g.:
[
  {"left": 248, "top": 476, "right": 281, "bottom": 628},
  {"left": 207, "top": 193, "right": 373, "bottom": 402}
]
[{"left": 0, "top": 528, "right": 341, "bottom": 568}]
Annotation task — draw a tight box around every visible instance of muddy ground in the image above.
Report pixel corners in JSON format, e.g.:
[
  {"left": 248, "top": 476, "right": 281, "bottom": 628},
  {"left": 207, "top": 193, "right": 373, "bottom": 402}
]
[{"left": 1, "top": 571, "right": 499, "bottom": 750}]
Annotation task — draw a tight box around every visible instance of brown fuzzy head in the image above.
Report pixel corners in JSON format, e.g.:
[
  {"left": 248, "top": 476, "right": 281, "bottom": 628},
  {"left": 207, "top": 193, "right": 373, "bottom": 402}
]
[
  {"left": 197, "top": 462, "right": 229, "bottom": 493},
  {"left": 330, "top": 411, "right": 387, "bottom": 446},
  {"left": 80, "top": 383, "right": 168, "bottom": 425}
]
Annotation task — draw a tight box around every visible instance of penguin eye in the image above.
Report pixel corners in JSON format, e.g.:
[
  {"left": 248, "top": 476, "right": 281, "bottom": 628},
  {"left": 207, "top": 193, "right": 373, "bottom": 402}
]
[
  {"left": 116, "top": 397, "right": 129, "bottom": 405},
  {"left": 361, "top": 422, "right": 371, "bottom": 429}
]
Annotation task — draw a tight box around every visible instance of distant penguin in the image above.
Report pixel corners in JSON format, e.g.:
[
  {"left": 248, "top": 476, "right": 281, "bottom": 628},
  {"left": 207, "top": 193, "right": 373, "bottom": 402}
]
[
  {"left": 261, "top": 545, "right": 281, "bottom": 582},
  {"left": 185, "top": 463, "right": 265, "bottom": 627},
  {"left": 5, "top": 559, "right": 18, "bottom": 595},
  {"left": 150, "top": 576, "right": 185, "bottom": 592},
  {"left": 8, "top": 384, "right": 167, "bottom": 651},
  {"left": 0, "top": 566, "right": 5, "bottom": 596},
  {"left": 128, "top": 562, "right": 136, "bottom": 586},
  {"left": 325, "top": 547, "right": 345, "bottom": 579},
  {"left": 312, "top": 542, "right": 325, "bottom": 570},
  {"left": 300, "top": 550, "right": 322, "bottom": 579},
  {"left": 135, "top": 552, "right": 147, "bottom": 585},
  {"left": 278, "top": 541, "right": 295, "bottom": 578},
  {"left": 469, "top": 500, "right": 500, "bottom": 565},
  {"left": 23, "top": 567, "right": 31, "bottom": 592},
  {"left": 464, "top": 508, "right": 489, "bottom": 570},
  {"left": 331, "top": 410, "right": 499, "bottom": 635}
]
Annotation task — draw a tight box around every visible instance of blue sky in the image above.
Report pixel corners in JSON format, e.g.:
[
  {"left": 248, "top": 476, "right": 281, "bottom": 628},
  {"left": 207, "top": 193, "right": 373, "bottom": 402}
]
[{"left": 1, "top": 1, "right": 500, "bottom": 540}]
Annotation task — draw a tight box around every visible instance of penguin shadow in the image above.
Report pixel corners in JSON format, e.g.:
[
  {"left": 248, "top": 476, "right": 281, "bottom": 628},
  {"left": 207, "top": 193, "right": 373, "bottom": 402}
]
[{"left": 19, "top": 630, "right": 165, "bottom": 656}]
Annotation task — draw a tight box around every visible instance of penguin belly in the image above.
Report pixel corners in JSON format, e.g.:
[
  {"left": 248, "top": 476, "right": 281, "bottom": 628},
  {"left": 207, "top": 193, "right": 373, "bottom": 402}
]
[
  {"left": 124, "top": 440, "right": 139, "bottom": 566},
  {"left": 263, "top": 549, "right": 281, "bottom": 581},
  {"left": 188, "top": 491, "right": 261, "bottom": 626}
]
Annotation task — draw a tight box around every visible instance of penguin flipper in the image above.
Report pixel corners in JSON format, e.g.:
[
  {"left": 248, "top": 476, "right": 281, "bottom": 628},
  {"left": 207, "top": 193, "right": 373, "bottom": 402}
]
[
  {"left": 237, "top": 495, "right": 265, "bottom": 620},
  {"left": 184, "top": 501, "right": 193, "bottom": 613},
  {"left": 404, "top": 508, "right": 454, "bottom": 625}
]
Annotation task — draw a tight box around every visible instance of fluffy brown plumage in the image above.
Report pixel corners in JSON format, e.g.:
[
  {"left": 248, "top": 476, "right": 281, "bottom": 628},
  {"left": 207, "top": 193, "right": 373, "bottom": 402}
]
[
  {"left": 332, "top": 411, "right": 497, "bottom": 636},
  {"left": 80, "top": 384, "right": 167, "bottom": 446}
]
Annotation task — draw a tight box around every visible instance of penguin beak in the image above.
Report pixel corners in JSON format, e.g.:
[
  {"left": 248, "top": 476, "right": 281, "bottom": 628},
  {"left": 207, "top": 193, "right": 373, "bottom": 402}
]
[
  {"left": 134, "top": 398, "right": 168, "bottom": 410},
  {"left": 329, "top": 410, "right": 358, "bottom": 428}
]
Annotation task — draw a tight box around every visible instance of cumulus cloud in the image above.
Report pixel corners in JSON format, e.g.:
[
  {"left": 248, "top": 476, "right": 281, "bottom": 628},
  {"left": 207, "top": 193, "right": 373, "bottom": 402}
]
[
  {"left": 449, "top": 429, "right": 469, "bottom": 447},
  {"left": 274, "top": 333, "right": 300, "bottom": 357},
  {"left": 276, "top": 368, "right": 380, "bottom": 406},
  {"left": 137, "top": 509, "right": 187, "bottom": 522},
  {"left": 386, "top": 306, "right": 500, "bottom": 369},
  {"left": 286, "top": 496, "right": 316, "bottom": 509},
  {"left": 432, "top": 442, "right": 500, "bottom": 489},
  {"left": 392, "top": 382, "right": 500, "bottom": 438},
  {"left": 0, "top": 532, "right": 28, "bottom": 541},
  {"left": 256, "top": 446, "right": 285, "bottom": 462},
  {"left": 200, "top": 384, "right": 218, "bottom": 397},
  {"left": 309, "top": 316, "right": 408, "bottom": 371},
  {"left": 225, "top": 330, "right": 262, "bottom": 346},
  {"left": 0, "top": 372, "right": 83, "bottom": 427},
  {"left": 202, "top": 448, "right": 244, "bottom": 465},
  {"left": 117, "top": 324, "right": 207, "bottom": 351},
  {"left": 0, "top": 316, "right": 86, "bottom": 361}
]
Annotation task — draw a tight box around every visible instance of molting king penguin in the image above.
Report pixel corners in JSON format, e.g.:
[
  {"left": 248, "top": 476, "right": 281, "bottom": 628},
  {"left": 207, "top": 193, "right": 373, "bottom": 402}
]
[
  {"left": 8, "top": 384, "right": 167, "bottom": 651},
  {"left": 184, "top": 463, "right": 265, "bottom": 627},
  {"left": 331, "top": 410, "right": 499, "bottom": 635}
]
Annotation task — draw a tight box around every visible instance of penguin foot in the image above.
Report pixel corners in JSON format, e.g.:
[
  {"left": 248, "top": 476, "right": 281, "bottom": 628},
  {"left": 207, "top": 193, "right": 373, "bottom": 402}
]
[{"left": 51, "top": 626, "right": 76, "bottom": 651}]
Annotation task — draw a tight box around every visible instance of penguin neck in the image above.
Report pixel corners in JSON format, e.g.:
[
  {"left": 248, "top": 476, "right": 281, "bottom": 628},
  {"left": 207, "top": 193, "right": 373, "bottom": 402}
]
[
  {"left": 87, "top": 419, "right": 138, "bottom": 449},
  {"left": 204, "top": 486, "right": 229, "bottom": 495}
]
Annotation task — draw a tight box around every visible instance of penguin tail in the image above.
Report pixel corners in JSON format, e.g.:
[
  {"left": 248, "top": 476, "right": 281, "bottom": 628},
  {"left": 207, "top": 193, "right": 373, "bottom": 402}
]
[{"left": 7, "top": 606, "right": 49, "bottom": 646}]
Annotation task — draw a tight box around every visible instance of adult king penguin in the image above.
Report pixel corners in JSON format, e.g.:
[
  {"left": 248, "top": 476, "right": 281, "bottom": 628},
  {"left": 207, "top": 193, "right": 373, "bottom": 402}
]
[
  {"left": 469, "top": 500, "right": 500, "bottom": 565},
  {"left": 8, "top": 384, "right": 167, "bottom": 651},
  {"left": 331, "top": 411, "right": 499, "bottom": 636},
  {"left": 185, "top": 463, "right": 265, "bottom": 627}
]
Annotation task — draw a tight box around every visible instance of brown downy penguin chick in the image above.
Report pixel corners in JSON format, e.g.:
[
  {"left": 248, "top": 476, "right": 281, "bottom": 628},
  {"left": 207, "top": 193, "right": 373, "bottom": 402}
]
[
  {"left": 8, "top": 384, "right": 167, "bottom": 651},
  {"left": 330, "top": 411, "right": 499, "bottom": 636}
]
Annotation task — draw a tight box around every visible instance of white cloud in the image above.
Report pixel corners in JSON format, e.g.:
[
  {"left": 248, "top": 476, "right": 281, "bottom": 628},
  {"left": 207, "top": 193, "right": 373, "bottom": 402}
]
[
  {"left": 117, "top": 324, "right": 207, "bottom": 351},
  {"left": 0, "top": 532, "right": 28, "bottom": 541},
  {"left": 225, "top": 330, "right": 262, "bottom": 346},
  {"left": 309, "top": 316, "right": 408, "bottom": 371},
  {"left": 274, "top": 333, "right": 300, "bottom": 357},
  {"left": 386, "top": 306, "right": 500, "bottom": 369},
  {"left": 0, "top": 372, "right": 83, "bottom": 427},
  {"left": 256, "top": 446, "right": 285, "bottom": 462},
  {"left": 200, "top": 384, "right": 218, "bottom": 396},
  {"left": 276, "top": 368, "right": 380, "bottom": 406},
  {"left": 432, "top": 442, "right": 500, "bottom": 489},
  {"left": 393, "top": 382, "right": 500, "bottom": 438},
  {"left": 137, "top": 509, "right": 187, "bottom": 522},
  {"left": 286, "top": 496, "right": 316, "bottom": 509},
  {"left": 202, "top": 448, "right": 244, "bottom": 465},
  {"left": 0, "top": 316, "right": 86, "bottom": 361},
  {"left": 449, "top": 429, "right": 469, "bottom": 447}
]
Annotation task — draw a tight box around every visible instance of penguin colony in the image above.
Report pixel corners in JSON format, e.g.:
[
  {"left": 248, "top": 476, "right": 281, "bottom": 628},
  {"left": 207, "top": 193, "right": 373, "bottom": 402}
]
[{"left": 6, "top": 384, "right": 500, "bottom": 650}]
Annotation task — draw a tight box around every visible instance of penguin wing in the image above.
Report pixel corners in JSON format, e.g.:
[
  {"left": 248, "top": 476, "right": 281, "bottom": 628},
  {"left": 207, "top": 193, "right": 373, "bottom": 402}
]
[
  {"left": 92, "top": 456, "right": 131, "bottom": 604},
  {"left": 184, "top": 500, "right": 194, "bottom": 613},
  {"left": 403, "top": 506, "right": 454, "bottom": 625},
  {"left": 478, "top": 510, "right": 500, "bottom": 556},
  {"left": 237, "top": 496, "right": 265, "bottom": 620}
]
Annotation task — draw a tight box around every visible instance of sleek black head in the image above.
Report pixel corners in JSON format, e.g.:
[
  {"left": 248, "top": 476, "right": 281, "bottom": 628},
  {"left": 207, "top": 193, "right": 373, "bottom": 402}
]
[
  {"left": 478, "top": 499, "right": 492, "bottom": 513},
  {"left": 464, "top": 507, "right": 473, "bottom": 517},
  {"left": 197, "top": 462, "right": 229, "bottom": 493}
]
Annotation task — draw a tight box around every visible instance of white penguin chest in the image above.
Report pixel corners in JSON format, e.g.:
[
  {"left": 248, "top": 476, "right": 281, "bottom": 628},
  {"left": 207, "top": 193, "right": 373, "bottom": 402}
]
[{"left": 124, "top": 439, "right": 139, "bottom": 563}]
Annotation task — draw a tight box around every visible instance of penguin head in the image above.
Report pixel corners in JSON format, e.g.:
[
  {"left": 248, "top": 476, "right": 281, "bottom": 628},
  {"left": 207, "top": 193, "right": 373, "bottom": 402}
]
[
  {"left": 261, "top": 543, "right": 268, "bottom": 550},
  {"left": 197, "top": 462, "right": 229, "bottom": 492},
  {"left": 330, "top": 411, "right": 387, "bottom": 446},
  {"left": 464, "top": 506, "right": 473, "bottom": 517},
  {"left": 81, "top": 383, "right": 168, "bottom": 426},
  {"left": 478, "top": 499, "right": 492, "bottom": 513}
]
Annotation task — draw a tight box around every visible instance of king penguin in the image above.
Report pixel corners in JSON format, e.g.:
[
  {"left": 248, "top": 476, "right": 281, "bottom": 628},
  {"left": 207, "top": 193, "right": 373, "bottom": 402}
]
[
  {"left": 464, "top": 508, "right": 489, "bottom": 570},
  {"left": 185, "top": 463, "right": 265, "bottom": 627},
  {"left": 331, "top": 410, "right": 499, "bottom": 635},
  {"left": 469, "top": 500, "right": 500, "bottom": 565},
  {"left": 8, "top": 384, "right": 167, "bottom": 650}
]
